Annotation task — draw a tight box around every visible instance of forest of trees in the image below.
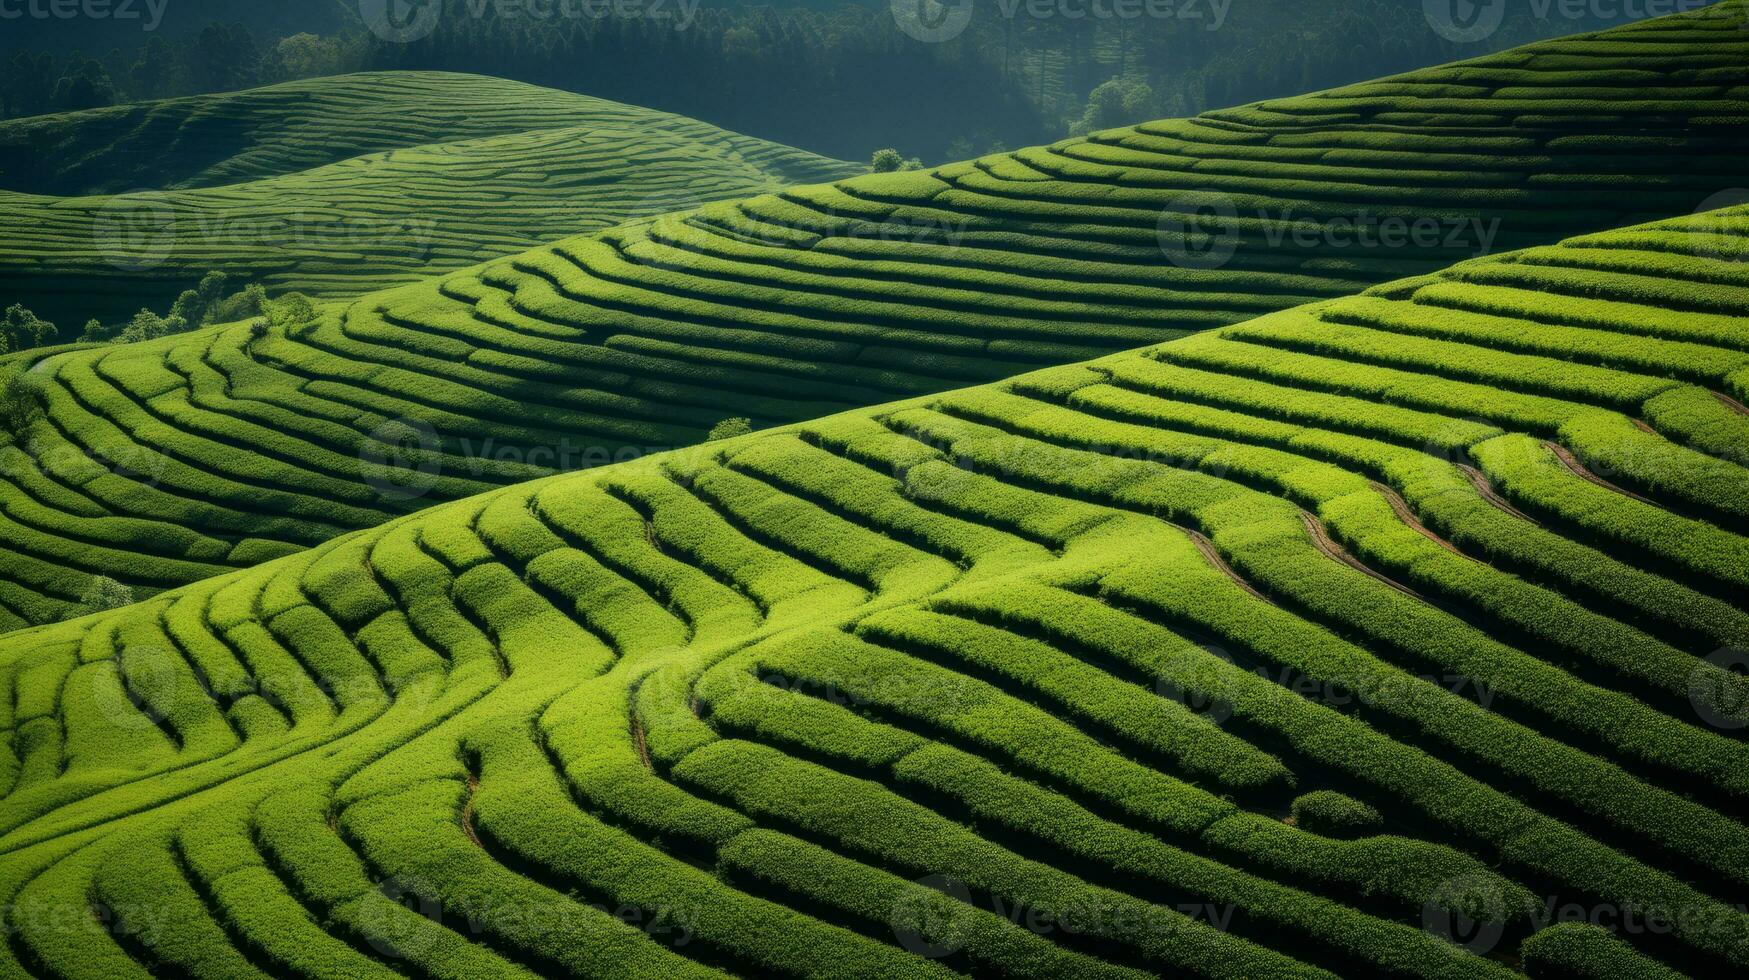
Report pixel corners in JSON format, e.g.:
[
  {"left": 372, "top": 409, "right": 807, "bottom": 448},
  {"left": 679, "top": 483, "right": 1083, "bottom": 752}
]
[{"left": 0, "top": 0, "right": 1678, "bottom": 164}]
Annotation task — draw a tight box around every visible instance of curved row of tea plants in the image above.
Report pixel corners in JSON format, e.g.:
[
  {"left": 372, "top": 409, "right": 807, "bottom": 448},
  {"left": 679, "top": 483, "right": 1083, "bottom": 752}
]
[
  {"left": 0, "top": 199, "right": 1743, "bottom": 978},
  {"left": 0, "top": 71, "right": 862, "bottom": 327}
]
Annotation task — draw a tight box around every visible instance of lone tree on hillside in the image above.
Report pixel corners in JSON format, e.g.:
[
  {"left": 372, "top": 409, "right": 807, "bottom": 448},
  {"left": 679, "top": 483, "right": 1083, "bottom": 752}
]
[{"left": 869, "top": 149, "right": 922, "bottom": 174}]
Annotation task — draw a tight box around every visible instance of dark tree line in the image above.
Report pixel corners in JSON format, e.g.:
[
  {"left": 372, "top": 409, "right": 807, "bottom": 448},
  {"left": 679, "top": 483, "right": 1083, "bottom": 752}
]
[{"left": 1, "top": 1, "right": 1684, "bottom": 166}]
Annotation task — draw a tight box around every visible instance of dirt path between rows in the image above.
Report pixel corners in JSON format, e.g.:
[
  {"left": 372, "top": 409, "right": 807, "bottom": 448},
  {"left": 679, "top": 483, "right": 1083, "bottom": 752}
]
[
  {"left": 1459, "top": 464, "right": 1539, "bottom": 525},
  {"left": 1544, "top": 441, "right": 1657, "bottom": 506},
  {"left": 1371, "top": 481, "right": 1477, "bottom": 562},
  {"left": 1188, "top": 529, "right": 1278, "bottom": 606},
  {"left": 1300, "top": 510, "right": 1429, "bottom": 604}
]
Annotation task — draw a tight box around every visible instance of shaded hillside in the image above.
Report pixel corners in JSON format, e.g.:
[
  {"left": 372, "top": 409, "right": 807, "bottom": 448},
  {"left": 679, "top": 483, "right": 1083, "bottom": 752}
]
[{"left": 0, "top": 72, "right": 861, "bottom": 325}]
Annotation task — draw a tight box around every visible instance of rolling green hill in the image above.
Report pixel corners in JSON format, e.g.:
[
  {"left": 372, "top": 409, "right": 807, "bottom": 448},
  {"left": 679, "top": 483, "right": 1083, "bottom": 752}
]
[
  {"left": 2, "top": 4, "right": 1748, "bottom": 630},
  {"left": 0, "top": 200, "right": 1743, "bottom": 978},
  {"left": 0, "top": 71, "right": 862, "bottom": 327}
]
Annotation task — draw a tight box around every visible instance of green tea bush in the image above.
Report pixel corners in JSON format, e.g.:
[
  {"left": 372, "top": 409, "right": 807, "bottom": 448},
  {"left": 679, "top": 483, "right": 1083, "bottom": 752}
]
[{"left": 1290, "top": 792, "right": 1383, "bottom": 839}]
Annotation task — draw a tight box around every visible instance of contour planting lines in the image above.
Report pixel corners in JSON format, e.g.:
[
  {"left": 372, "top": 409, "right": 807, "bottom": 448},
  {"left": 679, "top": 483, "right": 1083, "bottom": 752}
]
[
  {"left": 0, "top": 72, "right": 862, "bottom": 326},
  {"left": 0, "top": 198, "right": 1744, "bottom": 978},
  {"left": 3, "top": 4, "right": 1749, "bottom": 630}
]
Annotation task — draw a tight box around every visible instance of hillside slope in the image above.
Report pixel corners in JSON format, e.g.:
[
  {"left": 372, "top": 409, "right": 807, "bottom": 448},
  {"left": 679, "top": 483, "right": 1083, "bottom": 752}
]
[
  {"left": 2, "top": 4, "right": 1748, "bottom": 629},
  {"left": 0, "top": 204, "right": 1744, "bottom": 978},
  {"left": 0, "top": 72, "right": 862, "bottom": 325}
]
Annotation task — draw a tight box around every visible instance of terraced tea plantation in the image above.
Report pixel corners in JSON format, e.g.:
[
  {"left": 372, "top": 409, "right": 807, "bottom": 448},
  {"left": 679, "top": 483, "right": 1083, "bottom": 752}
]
[
  {"left": 0, "top": 72, "right": 861, "bottom": 326},
  {"left": 2, "top": 5, "right": 1748, "bottom": 630},
  {"left": 0, "top": 193, "right": 1744, "bottom": 977}
]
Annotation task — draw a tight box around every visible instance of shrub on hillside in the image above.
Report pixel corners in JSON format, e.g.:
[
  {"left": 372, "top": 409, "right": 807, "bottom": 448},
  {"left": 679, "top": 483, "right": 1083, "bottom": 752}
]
[
  {"left": 0, "top": 367, "right": 44, "bottom": 443},
  {"left": 119, "top": 309, "right": 186, "bottom": 345},
  {"left": 708, "top": 418, "right": 753, "bottom": 442},
  {"left": 261, "top": 292, "right": 316, "bottom": 334},
  {"left": 1290, "top": 791, "right": 1383, "bottom": 839},
  {"left": 80, "top": 576, "right": 136, "bottom": 614},
  {"left": 870, "top": 149, "right": 922, "bottom": 174}
]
